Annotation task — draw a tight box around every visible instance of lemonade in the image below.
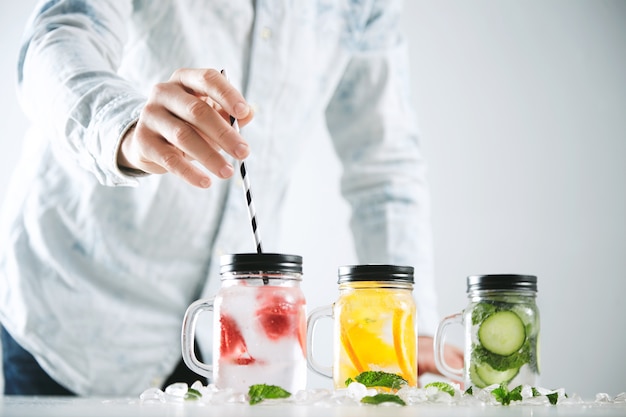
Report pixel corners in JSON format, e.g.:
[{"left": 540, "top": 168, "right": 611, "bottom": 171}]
[
  {"left": 307, "top": 265, "right": 418, "bottom": 388},
  {"left": 334, "top": 283, "right": 417, "bottom": 387}
]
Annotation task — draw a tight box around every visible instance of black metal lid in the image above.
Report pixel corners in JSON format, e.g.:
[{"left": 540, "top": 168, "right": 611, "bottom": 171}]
[
  {"left": 338, "top": 264, "right": 414, "bottom": 284},
  {"left": 467, "top": 274, "right": 537, "bottom": 292},
  {"left": 220, "top": 253, "right": 303, "bottom": 274}
]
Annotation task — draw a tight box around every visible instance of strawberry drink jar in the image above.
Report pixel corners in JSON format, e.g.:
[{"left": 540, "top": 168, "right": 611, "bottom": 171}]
[{"left": 182, "top": 253, "right": 306, "bottom": 393}]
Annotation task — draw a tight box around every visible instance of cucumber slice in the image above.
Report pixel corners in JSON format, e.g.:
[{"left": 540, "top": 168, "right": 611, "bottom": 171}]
[
  {"left": 469, "top": 363, "right": 488, "bottom": 388},
  {"left": 478, "top": 311, "right": 526, "bottom": 356},
  {"left": 474, "top": 362, "right": 519, "bottom": 386}
]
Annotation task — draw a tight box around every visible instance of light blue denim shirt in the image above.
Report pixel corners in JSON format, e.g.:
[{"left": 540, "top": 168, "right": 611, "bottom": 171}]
[{"left": 0, "top": 0, "right": 438, "bottom": 395}]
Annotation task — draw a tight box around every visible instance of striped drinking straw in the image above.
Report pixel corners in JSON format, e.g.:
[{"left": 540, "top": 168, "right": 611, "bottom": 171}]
[{"left": 221, "top": 69, "right": 263, "bottom": 254}]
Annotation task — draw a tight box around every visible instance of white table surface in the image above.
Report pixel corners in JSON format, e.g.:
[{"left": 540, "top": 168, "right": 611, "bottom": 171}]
[{"left": 2, "top": 396, "right": 626, "bottom": 417}]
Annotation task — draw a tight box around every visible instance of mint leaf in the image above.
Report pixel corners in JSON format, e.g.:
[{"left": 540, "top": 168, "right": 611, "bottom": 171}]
[
  {"left": 530, "top": 387, "right": 560, "bottom": 405},
  {"left": 491, "top": 383, "right": 526, "bottom": 406},
  {"left": 424, "top": 381, "right": 455, "bottom": 396},
  {"left": 472, "top": 302, "right": 498, "bottom": 325},
  {"left": 464, "top": 386, "right": 474, "bottom": 395},
  {"left": 361, "top": 393, "right": 406, "bottom": 406},
  {"left": 347, "top": 371, "right": 407, "bottom": 390},
  {"left": 472, "top": 343, "right": 529, "bottom": 371},
  {"left": 184, "top": 388, "right": 202, "bottom": 401},
  {"left": 491, "top": 384, "right": 511, "bottom": 405},
  {"left": 546, "top": 392, "right": 559, "bottom": 405},
  {"left": 509, "top": 385, "right": 523, "bottom": 402},
  {"left": 248, "top": 384, "right": 291, "bottom": 405}
]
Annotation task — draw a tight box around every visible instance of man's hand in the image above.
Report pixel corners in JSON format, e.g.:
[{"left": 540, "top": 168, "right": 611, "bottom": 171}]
[
  {"left": 417, "top": 335, "right": 464, "bottom": 386},
  {"left": 117, "top": 68, "right": 254, "bottom": 188}
]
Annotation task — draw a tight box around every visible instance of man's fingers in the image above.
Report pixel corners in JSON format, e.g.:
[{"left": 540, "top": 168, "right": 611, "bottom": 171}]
[
  {"left": 169, "top": 68, "right": 251, "bottom": 120},
  {"left": 141, "top": 102, "right": 234, "bottom": 177},
  {"left": 117, "top": 67, "right": 255, "bottom": 188},
  {"left": 151, "top": 80, "right": 250, "bottom": 161},
  {"left": 123, "top": 118, "right": 217, "bottom": 188},
  {"left": 216, "top": 104, "right": 255, "bottom": 129}
]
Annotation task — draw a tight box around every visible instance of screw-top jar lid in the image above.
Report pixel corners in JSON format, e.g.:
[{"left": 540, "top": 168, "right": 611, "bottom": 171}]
[
  {"left": 220, "top": 253, "right": 303, "bottom": 274},
  {"left": 467, "top": 274, "right": 537, "bottom": 292},
  {"left": 337, "top": 264, "right": 414, "bottom": 284}
]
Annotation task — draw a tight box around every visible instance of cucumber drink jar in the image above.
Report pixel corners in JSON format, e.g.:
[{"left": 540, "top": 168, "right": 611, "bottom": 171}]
[{"left": 434, "top": 274, "right": 540, "bottom": 389}]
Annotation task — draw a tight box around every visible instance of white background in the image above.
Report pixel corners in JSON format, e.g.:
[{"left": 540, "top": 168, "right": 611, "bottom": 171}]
[{"left": 1, "top": 1, "right": 625, "bottom": 400}]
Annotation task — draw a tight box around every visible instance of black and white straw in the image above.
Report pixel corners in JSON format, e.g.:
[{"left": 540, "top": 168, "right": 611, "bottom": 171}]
[
  {"left": 233, "top": 118, "right": 263, "bottom": 254},
  {"left": 221, "top": 69, "right": 263, "bottom": 254}
]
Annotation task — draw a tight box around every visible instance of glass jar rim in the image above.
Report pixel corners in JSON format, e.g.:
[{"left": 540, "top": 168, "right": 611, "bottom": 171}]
[
  {"left": 338, "top": 281, "right": 414, "bottom": 290},
  {"left": 467, "top": 274, "right": 537, "bottom": 292},
  {"left": 220, "top": 253, "right": 303, "bottom": 275},
  {"left": 337, "top": 264, "right": 414, "bottom": 284}
]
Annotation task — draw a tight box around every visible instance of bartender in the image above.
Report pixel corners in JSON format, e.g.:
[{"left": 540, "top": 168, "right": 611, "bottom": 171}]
[{"left": 0, "top": 0, "right": 463, "bottom": 396}]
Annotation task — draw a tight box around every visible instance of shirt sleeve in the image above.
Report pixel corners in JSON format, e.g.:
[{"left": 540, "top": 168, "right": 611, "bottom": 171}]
[
  {"left": 17, "top": 0, "right": 145, "bottom": 186},
  {"left": 324, "top": 0, "right": 440, "bottom": 336}
]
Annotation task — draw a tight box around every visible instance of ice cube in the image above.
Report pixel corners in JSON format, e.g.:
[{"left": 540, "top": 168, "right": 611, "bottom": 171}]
[
  {"left": 163, "top": 382, "right": 189, "bottom": 402},
  {"left": 346, "top": 382, "right": 368, "bottom": 400},
  {"left": 139, "top": 387, "right": 165, "bottom": 403},
  {"left": 190, "top": 380, "right": 204, "bottom": 391},
  {"left": 293, "top": 388, "right": 333, "bottom": 405},
  {"left": 397, "top": 386, "right": 428, "bottom": 405}
]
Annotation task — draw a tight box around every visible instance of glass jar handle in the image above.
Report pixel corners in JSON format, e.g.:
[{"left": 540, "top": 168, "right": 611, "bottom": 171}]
[
  {"left": 181, "top": 298, "right": 214, "bottom": 378},
  {"left": 306, "top": 305, "right": 333, "bottom": 378},
  {"left": 433, "top": 312, "right": 464, "bottom": 380}
]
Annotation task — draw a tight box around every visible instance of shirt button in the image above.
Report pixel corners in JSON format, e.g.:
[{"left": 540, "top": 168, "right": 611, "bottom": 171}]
[{"left": 260, "top": 27, "right": 272, "bottom": 40}]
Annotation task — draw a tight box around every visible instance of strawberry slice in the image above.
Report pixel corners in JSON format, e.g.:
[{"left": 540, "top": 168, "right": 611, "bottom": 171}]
[
  {"left": 258, "top": 306, "right": 292, "bottom": 339},
  {"left": 256, "top": 288, "right": 304, "bottom": 341},
  {"left": 220, "top": 314, "right": 255, "bottom": 364}
]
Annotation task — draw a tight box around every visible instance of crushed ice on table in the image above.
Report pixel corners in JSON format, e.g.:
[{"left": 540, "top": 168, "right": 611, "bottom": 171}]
[{"left": 139, "top": 381, "right": 626, "bottom": 408}]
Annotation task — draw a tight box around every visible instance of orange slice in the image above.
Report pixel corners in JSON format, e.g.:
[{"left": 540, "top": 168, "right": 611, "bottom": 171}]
[
  {"left": 393, "top": 308, "right": 417, "bottom": 386},
  {"left": 340, "top": 325, "right": 365, "bottom": 374},
  {"left": 341, "top": 322, "right": 396, "bottom": 370}
]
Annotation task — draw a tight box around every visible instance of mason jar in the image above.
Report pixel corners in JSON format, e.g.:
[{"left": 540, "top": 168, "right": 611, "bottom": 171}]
[
  {"left": 435, "top": 274, "right": 540, "bottom": 389},
  {"left": 182, "top": 253, "right": 307, "bottom": 393},
  {"left": 307, "top": 264, "right": 418, "bottom": 388}
]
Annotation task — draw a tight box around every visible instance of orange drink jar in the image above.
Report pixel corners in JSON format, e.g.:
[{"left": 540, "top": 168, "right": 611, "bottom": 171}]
[{"left": 307, "top": 265, "right": 417, "bottom": 388}]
